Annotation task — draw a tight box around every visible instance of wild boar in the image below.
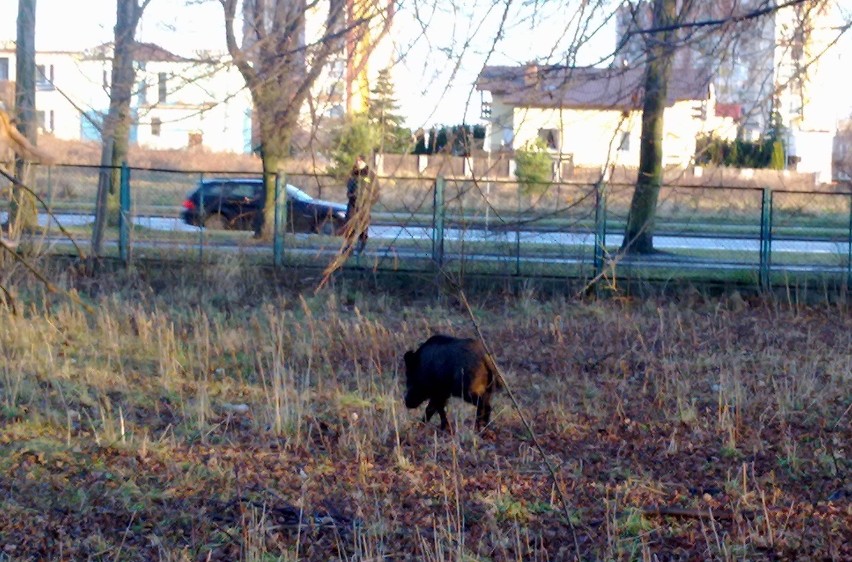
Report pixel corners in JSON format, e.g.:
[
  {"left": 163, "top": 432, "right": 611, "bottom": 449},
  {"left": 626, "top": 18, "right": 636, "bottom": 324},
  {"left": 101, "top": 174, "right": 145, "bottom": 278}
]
[{"left": 403, "top": 334, "right": 502, "bottom": 431}]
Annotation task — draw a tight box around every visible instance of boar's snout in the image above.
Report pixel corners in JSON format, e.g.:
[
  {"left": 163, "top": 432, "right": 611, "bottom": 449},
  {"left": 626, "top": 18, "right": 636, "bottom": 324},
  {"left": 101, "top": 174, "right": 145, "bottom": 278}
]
[{"left": 403, "top": 350, "right": 426, "bottom": 409}]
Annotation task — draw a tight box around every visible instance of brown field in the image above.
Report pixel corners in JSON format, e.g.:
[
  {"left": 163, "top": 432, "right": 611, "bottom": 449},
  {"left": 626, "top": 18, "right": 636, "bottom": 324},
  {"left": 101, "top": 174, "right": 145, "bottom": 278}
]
[{"left": 0, "top": 259, "right": 850, "bottom": 561}]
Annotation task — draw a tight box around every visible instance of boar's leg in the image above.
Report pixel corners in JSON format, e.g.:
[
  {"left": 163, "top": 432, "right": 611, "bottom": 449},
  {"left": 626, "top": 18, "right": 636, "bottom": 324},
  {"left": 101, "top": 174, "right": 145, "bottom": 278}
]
[
  {"left": 424, "top": 398, "right": 450, "bottom": 431},
  {"left": 475, "top": 397, "right": 492, "bottom": 430}
]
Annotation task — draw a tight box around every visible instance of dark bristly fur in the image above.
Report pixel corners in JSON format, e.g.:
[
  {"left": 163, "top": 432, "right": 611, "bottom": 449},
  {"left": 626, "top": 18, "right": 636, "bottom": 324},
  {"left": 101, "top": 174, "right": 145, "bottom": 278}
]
[{"left": 403, "top": 334, "right": 502, "bottom": 431}]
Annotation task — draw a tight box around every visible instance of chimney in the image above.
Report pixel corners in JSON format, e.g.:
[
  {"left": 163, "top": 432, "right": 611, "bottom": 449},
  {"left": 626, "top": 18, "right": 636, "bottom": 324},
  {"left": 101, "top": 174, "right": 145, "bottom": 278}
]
[{"left": 523, "top": 63, "right": 539, "bottom": 88}]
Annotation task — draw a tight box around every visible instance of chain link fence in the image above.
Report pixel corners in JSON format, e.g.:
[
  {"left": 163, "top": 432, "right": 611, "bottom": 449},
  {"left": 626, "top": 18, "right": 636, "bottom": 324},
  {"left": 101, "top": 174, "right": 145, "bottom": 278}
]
[{"left": 1, "top": 163, "right": 850, "bottom": 290}]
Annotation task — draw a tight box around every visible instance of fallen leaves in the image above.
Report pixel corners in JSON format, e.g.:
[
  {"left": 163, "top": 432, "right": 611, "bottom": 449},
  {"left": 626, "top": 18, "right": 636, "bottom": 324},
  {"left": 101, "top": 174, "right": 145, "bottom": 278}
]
[{"left": 2, "top": 293, "right": 851, "bottom": 560}]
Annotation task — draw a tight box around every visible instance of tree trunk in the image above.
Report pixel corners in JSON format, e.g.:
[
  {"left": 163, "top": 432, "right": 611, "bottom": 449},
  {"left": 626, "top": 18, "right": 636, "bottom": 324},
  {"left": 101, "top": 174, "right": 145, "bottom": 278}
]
[
  {"left": 258, "top": 151, "right": 280, "bottom": 239},
  {"left": 10, "top": 0, "right": 38, "bottom": 233},
  {"left": 255, "top": 102, "right": 295, "bottom": 239},
  {"left": 621, "top": 0, "right": 677, "bottom": 255},
  {"left": 221, "top": 0, "right": 349, "bottom": 241},
  {"left": 92, "top": 0, "right": 144, "bottom": 255}
]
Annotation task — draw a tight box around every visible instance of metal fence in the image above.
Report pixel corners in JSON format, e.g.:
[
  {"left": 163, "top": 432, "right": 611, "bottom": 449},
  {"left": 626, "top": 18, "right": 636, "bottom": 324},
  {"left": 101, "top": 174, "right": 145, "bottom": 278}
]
[{"left": 2, "top": 163, "right": 850, "bottom": 290}]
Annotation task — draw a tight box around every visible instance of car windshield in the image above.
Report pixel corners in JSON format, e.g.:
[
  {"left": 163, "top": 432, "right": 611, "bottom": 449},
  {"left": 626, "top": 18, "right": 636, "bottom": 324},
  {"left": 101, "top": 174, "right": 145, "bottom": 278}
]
[{"left": 285, "top": 184, "right": 313, "bottom": 202}]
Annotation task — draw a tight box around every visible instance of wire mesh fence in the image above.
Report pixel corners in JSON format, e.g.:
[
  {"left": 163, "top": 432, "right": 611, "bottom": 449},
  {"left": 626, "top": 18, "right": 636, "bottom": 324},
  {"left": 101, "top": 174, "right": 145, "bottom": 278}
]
[
  {"left": 771, "top": 190, "right": 852, "bottom": 275},
  {"left": 1, "top": 163, "right": 850, "bottom": 290}
]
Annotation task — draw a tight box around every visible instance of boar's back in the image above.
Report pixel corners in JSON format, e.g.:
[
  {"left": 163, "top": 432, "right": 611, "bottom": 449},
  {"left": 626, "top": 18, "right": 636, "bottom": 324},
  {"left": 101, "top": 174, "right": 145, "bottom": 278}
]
[{"left": 413, "top": 335, "right": 492, "bottom": 386}]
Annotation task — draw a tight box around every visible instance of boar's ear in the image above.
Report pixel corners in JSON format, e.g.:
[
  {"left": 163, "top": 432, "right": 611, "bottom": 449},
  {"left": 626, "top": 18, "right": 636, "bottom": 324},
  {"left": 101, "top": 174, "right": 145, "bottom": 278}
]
[{"left": 403, "top": 350, "right": 416, "bottom": 371}]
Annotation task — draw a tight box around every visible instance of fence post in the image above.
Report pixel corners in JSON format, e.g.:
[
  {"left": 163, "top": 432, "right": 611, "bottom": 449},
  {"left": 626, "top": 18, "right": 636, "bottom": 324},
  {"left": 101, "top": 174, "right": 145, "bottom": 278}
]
[
  {"left": 759, "top": 187, "right": 773, "bottom": 290},
  {"left": 847, "top": 192, "right": 852, "bottom": 292},
  {"left": 515, "top": 182, "right": 521, "bottom": 276},
  {"left": 118, "top": 162, "right": 131, "bottom": 265},
  {"left": 198, "top": 172, "right": 205, "bottom": 264},
  {"left": 432, "top": 176, "right": 445, "bottom": 268},
  {"left": 46, "top": 165, "right": 53, "bottom": 212},
  {"left": 593, "top": 181, "right": 608, "bottom": 280},
  {"left": 273, "top": 173, "right": 287, "bottom": 268}
]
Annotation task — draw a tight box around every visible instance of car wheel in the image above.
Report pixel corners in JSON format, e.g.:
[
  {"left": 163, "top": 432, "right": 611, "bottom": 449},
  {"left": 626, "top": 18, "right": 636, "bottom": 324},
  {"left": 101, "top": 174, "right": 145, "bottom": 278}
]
[
  {"left": 316, "top": 219, "right": 336, "bottom": 236},
  {"left": 204, "top": 213, "right": 229, "bottom": 230}
]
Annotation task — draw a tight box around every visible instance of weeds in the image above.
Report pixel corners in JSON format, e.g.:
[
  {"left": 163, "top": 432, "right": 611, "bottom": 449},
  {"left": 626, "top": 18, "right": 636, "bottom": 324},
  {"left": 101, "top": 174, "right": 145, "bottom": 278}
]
[{"left": 0, "top": 267, "right": 849, "bottom": 560}]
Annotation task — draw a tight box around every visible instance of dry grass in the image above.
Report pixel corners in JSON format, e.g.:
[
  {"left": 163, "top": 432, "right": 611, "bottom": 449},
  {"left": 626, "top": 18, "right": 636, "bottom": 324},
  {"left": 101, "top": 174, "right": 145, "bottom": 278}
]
[
  {"left": 40, "top": 136, "right": 315, "bottom": 174},
  {"left": 0, "top": 261, "right": 850, "bottom": 560}
]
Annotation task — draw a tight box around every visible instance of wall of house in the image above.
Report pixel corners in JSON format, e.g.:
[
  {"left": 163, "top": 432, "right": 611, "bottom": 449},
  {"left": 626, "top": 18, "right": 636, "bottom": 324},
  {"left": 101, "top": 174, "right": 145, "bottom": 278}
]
[
  {"left": 483, "top": 99, "right": 516, "bottom": 152},
  {"left": 132, "top": 61, "right": 252, "bottom": 153},
  {"left": 661, "top": 99, "right": 710, "bottom": 168},
  {"left": 38, "top": 52, "right": 108, "bottom": 140},
  {"left": 509, "top": 106, "right": 642, "bottom": 168},
  {"left": 1, "top": 47, "right": 252, "bottom": 154},
  {"left": 0, "top": 49, "right": 107, "bottom": 140},
  {"left": 503, "top": 97, "right": 721, "bottom": 170},
  {"left": 789, "top": 129, "right": 834, "bottom": 183}
]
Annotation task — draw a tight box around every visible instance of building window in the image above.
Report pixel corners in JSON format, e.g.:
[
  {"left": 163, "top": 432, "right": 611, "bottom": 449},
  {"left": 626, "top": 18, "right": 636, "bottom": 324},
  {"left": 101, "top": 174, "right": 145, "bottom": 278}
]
[
  {"left": 36, "top": 64, "right": 54, "bottom": 90},
  {"left": 32, "top": 110, "right": 55, "bottom": 134},
  {"left": 618, "top": 131, "right": 630, "bottom": 151},
  {"left": 158, "top": 73, "right": 167, "bottom": 103},
  {"left": 151, "top": 117, "right": 161, "bottom": 136},
  {"left": 138, "top": 79, "right": 148, "bottom": 105},
  {"left": 0, "top": 57, "right": 9, "bottom": 80},
  {"left": 538, "top": 128, "right": 559, "bottom": 150}
]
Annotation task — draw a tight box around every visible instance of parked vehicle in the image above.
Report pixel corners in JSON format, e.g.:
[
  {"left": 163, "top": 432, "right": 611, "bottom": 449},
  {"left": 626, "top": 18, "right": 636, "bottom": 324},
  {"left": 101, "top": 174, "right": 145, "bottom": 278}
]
[{"left": 181, "top": 178, "right": 348, "bottom": 234}]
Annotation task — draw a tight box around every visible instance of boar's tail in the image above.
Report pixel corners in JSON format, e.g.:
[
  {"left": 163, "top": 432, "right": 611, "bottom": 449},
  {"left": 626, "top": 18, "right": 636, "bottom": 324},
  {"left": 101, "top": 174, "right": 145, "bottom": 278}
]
[{"left": 485, "top": 353, "right": 504, "bottom": 391}]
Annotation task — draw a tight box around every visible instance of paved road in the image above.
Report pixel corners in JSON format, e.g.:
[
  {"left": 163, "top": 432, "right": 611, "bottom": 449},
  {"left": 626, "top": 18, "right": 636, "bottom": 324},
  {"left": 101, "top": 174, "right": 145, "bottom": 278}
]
[{"left": 4, "top": 210, "right": 851, "bottom": 262}]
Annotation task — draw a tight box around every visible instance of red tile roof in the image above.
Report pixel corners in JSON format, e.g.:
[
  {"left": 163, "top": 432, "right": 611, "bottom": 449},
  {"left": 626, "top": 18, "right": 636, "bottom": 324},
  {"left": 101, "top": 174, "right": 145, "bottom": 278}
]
[{"left": 87, "top": 41, "right": 189, "bottom": 63}]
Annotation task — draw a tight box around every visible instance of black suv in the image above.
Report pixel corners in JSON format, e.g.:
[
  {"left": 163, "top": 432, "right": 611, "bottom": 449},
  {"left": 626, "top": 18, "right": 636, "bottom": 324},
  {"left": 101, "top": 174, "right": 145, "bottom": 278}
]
[{"left": 181, "top": 178, "right": 348, "bottom": 234}]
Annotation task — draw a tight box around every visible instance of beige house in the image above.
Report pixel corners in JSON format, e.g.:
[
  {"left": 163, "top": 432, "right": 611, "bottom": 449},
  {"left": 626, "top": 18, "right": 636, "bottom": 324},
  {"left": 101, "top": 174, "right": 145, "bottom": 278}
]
[{"left": 476, "top": 63, "right": 737, "bottom": 173}]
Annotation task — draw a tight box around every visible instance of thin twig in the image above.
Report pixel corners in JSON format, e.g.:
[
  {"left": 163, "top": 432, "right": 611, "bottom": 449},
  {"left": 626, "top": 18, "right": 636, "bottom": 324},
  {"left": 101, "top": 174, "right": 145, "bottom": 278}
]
[
  {"left": 642, "top": 506, "right": 741, "bottom": 520},
  {"left": 0, "top": 237, "right": 93, "bottom": 314},
  {"left": 454, "top": 286, "right": 584, "bottom": 561},
  {"left": 0, "top": 166, "right": 86, "bottom": 257},
  {"left": 112, "top": 510, "right": 137, "bottom": 562},
  {"left": 0, "top": 283, "right": 17, "bottom": 315}
]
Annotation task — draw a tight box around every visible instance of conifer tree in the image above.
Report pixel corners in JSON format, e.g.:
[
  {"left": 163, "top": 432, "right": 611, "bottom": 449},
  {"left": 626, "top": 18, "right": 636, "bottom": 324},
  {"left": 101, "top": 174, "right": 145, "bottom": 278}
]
[{"left": 367, "top": 68, "right": 410, "bottom": 153}]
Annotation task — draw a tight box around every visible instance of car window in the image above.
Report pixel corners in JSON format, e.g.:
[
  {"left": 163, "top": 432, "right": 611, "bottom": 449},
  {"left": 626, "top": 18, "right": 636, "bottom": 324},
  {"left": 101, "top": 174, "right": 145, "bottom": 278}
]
[
  {"left": 228, "top": 182, "right": 261, "bottom": 200},
  {"left": 285, "top": 184, "right": 312, "bottom": 202},
  {"left": 200, "top": 182, "right": 224, "bottom": 197}
]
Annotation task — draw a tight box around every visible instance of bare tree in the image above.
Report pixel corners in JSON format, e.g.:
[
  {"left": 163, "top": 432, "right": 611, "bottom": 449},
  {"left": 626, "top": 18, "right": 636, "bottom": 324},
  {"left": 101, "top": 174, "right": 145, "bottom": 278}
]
[
  {"left": 9, "top": 0, "right": 38, "bottom": 232},
  {"left": 621, "top": 0, "right": 678, "bottom": 255},
  {"left": 219, "top": 0, "right": 392, "bottom": 238},
  {"left": 618, "top": 0, "right": 847, "bottom": 254},
  {"left": 92, "top": 0, "right": 152, "bottom": 256}
]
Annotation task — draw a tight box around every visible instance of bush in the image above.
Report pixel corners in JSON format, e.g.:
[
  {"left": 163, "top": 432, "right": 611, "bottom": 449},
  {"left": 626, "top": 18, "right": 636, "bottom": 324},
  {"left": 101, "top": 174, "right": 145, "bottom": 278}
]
[
  {"left": 695, "top": 134, "right": 787, "bottom": 170},
  {"left": 769, "top": 140, "right": 785, "bottom": 170},
  {"left": 412, "top": 124, "right": 485, "bottom": 156},
  {"left": 327, "top": 114, "right": 381, "bottom": 179},
  {"left": 514, "top": 138, "right": 553, "bottom": 194}
]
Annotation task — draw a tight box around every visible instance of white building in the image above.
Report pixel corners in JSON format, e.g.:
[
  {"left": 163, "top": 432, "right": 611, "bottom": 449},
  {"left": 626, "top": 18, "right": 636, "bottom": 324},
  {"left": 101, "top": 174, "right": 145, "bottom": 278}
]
[
  {"left": 0, "top": 40, "right": 253, "bottom": 153},
  {"left": 614, "top": 0, "right": 846, "bottom": 182},
  {"left": 240, "top": 0, "right": 396, "bottom": 124}
]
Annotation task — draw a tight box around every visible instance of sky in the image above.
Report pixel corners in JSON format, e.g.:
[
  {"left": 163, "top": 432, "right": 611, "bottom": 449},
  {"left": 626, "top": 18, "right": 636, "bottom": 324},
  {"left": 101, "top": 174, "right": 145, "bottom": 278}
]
[
  {"left": 0, "top": 0, "right": 619, "bottom": 128},
  {"left": 1, "top": 0, "right": 851, "bottom": 129}
]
